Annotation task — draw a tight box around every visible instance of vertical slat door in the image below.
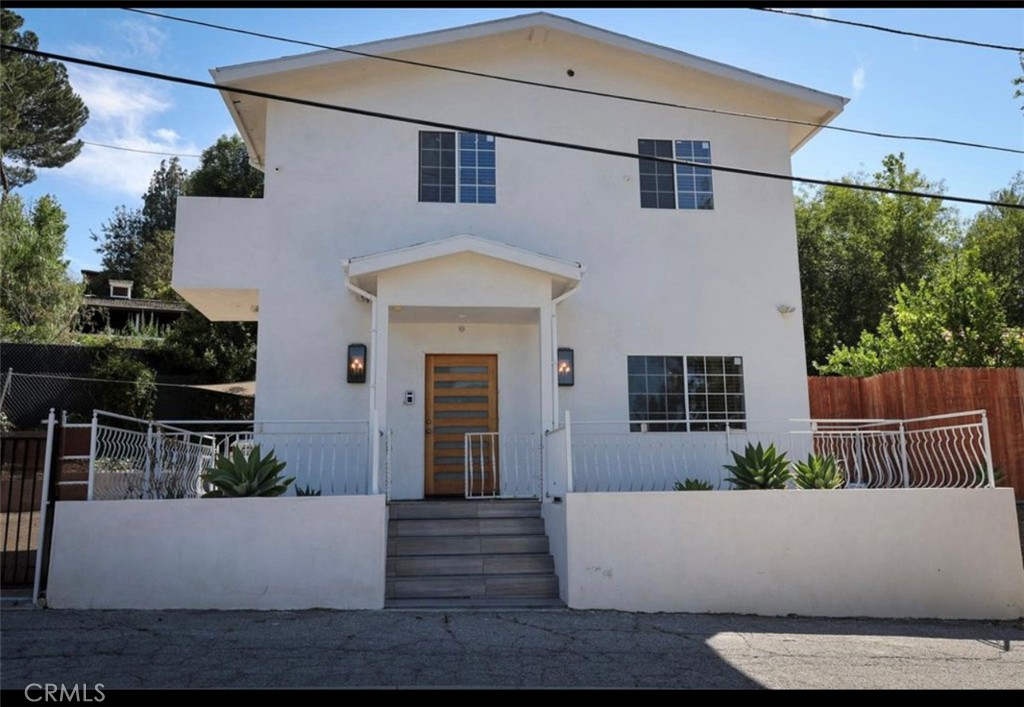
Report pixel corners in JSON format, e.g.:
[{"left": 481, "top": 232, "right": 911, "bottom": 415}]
[{"left": 425, "top": 354, "right": 498, "bottom": 496}]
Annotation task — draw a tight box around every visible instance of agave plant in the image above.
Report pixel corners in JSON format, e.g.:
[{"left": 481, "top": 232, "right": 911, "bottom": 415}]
[
  {"left": 792, "top": 453, "right": 844, "bottom": 489},
  {"left": 723, "top": 442, "right": 792, "bottom": 490},
  {"left": 295, "top": 484, "right": 323, "bottom": 497},
  {"left": 201, "top": 444, "right": 295, "bottom": 498},
  {"left": 673, "top": 478, "right": 714, "bottom": 491}
]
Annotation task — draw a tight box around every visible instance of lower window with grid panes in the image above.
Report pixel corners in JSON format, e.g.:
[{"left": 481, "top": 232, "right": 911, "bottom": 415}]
[{"left": 627, "top": 355, "right": 745, "bottom": 431}]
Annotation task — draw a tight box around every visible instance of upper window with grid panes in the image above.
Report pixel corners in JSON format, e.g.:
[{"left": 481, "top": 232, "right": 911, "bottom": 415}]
[
  {"left": 637, "top": 139, "right": 714, "bottom": 210},
  {"left": 419, "top": 131, "right": 496, "bottom": 204}
]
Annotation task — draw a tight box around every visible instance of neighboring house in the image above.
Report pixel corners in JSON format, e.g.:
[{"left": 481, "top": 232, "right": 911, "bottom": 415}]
[
  {"left": 173, "top": 12, "right": 847, "bottom": 500},
  {"left": 79, "top": 272, "right": 188, "bottom": 334}
]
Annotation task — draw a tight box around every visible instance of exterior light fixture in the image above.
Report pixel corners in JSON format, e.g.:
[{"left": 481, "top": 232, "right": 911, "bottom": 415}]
[
  {"left": 347, "top": 344, "right": 367, "bottom": 383},
  {"left": 557, "top": 348, "right": 574, "bottom": 387}
]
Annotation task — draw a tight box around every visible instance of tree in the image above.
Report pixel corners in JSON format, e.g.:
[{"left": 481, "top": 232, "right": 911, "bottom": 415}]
[
  {"left": 816, "top": 258, "right": 1024, "bottom": 377},
  {"left": 89, "top": 345, "right": 157, "bottom": 419},
  {"left": 134, "top": 229, "right": 175, "bottom": 299},
  {"left": 962, "top": 173, "right": 1024, "bottom": 327},
  {"left": 93, "top": 157, "right": 188, "bottom": 297},
  {"left": 0, "top": 193, "right": 82, "bottom": 342},
  {"left": 0, "top": 9, "right": 88, "bottom": 193},
  {"left": 151, "top": 308, "right": 257, "bottom": 384},
  {"left": 796, "top": 153, "right": 958, "bottom": 371},
  {"left": 185, "top": 134, "right": 264, "bottom": 198}
]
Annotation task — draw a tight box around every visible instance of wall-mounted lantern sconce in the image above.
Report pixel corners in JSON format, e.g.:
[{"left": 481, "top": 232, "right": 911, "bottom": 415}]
[
  {"left": 347, "top": 344, "right": 367, "bottom": 384},
  {"left": 557, "top": 347, "right": 574, "bottom": 387}
]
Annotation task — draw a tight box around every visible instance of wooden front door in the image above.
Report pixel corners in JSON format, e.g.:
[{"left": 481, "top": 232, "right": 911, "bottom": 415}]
[{"left": 424, "top": 354, "right": 498, "bottom": 497}]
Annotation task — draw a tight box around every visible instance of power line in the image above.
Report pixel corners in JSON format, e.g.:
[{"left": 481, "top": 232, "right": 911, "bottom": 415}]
[
  {"left": 10, "top": 372, "right": 225, "bottom": 390},
  {"left": 82, "top": 140, "right": 202, "bottom": 158},
  {"left": 755, "top": 8, "right": 1024, "bottom": 53},
  {"left": 4, "top": 43, "right": 1020, "bottom": 210},
  {"left": 124, "top": 7, "right": 1023, "bottom": 157}
]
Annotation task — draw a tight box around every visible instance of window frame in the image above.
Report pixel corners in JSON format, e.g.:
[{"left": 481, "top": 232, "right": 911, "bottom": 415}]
[
  {"left": 627, "top": 355, "right": 745, "bottom": 432},
  {"left": 419, "top": 130, "right": 496, "bottom": 204},
  {"left": 637, "top": 139, "right": 714, "bottom": 211}
]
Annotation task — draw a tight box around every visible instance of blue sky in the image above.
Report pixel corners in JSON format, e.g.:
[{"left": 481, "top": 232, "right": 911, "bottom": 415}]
[{"left": 10, "top": 6, "right": 1024, "bottom": 274}]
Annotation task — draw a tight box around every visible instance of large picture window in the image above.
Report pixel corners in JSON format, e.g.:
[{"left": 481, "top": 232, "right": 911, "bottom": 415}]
[
  {"left": 627, "top": 355, "right": 744, "bottom": 431},
  {"left": 419, "top": 131, "right": 496, "bottom": 204},
  {"left": 637, "top": 139, "right": 714, "bottom": 210}
]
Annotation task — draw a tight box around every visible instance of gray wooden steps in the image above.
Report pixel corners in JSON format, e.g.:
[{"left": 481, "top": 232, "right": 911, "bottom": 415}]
[{"left": 385, "top": 499, "right": 561, "bottom": 606}]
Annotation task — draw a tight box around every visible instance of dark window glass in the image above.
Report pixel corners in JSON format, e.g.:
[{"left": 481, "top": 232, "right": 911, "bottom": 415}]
[
  {"left": 638, "top": 139, "right": 676, "bottom": 209},
  {"left": 627, "top": 355, "right": 745, "bottom": 432},
  {"left": 637, "top": 139, "right": 715, "bottom": 211},
  {"left": 420, "top": 131, "right": 494, "bottom": 204}
]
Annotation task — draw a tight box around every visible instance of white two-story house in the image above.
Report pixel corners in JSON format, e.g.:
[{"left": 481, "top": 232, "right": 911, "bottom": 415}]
[
  {"left": 172, "top": 12, "right": 847, "bottom": 501},
  {"left": 52, "top": 11, "right": 1024, "bottom": 616}
]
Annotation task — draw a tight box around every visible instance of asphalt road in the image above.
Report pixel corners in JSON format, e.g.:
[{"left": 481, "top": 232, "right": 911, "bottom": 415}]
[{"left": 1, "top": 606, "right": 1022, "bottom": 689}]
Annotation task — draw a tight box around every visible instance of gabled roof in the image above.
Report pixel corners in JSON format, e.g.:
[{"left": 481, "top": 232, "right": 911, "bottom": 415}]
[
  {"left": 211, "top": 12, "right": 847, "bottom": 167},
  {"left": 343, "top": 234, "right": 585, "bottom": 297}
]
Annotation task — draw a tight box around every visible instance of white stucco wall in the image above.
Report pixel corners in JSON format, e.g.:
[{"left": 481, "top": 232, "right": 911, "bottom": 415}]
[
  {"left": 46, "top": 496, "right": 386, "bottom": 610},
  {"left": 541, "top": 499, "right": 569, "bottom": 601},
  {"left": 173, "top": 25, "right": 821, "bottom": 491},
  {"left": 563, "top": 489, "right": 1024, "bottom": 619}
]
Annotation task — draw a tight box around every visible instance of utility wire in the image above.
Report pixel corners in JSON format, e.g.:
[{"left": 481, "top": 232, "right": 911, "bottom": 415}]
[
  {"left": 4, "top": 43, "right": 1020, "bottom": 210},
  {"left": 10, "top": 372, "right": 231, "bottom": 390},
  {"left": 755, "top": 8, "right": 1024, "bottom": 53},
  {"left": 125, "top": 7, "right": 1023, "bottom": 157},
  {"left": 82, "top": 140, "right": 201, "bottom": 158}
]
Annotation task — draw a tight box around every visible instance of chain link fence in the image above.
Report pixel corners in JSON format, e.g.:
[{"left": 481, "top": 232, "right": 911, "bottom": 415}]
[{"left": 0, "top": 343, "right": 252, "bottom": 430}]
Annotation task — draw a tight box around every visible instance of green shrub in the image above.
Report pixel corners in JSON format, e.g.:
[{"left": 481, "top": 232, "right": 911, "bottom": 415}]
[
  {"left": 673, "top": 478, "right": 714, "bottom": 491},
  {"left": 723, "top": 442, "right": 792, "bottom": 490},
  {"left": 295, "top": 484, "right": 322, "bottom": 497},
  {"left": 90, "top": 346, "right": 157, "bottom": 419},
  {"left": 201, "top": 444, "right": 294, "bottom": 498},
  {"left": 792, "top": 454, "right": 844, "bottom": 489}
]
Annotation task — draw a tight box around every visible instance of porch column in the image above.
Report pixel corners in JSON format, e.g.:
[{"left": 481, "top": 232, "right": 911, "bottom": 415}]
[
  {"left": 373, "top": 301, "right": 390, "bottom": 433},
  {"left": 539, "top": 301, "right": 557, "bottom": 432}
]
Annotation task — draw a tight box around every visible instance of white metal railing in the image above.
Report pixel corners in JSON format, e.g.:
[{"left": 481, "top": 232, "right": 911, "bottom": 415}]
[
  {"left": 566, "top": 410, "right": 994, "bottom": 493},
  {"left": 88, "top": 414, "right": 373, "bottom": 499},
  {"left": 570, "top": 419, "right": 806, "bottom": 492},
  {"left": 381, "top": 428, "right": 393, "bottom": 502},
  {"left": 543, "top": 417, "right": 571, "bottom": 499},
  {"left": 161, "top": 420, "right": 372, "bottom": 496},
  {"left": 464, "top": 432, "right": 542, "bottom": 499},
  {"left": 88, "top": 411, "right": 215, "bottom": 500},
  {"left": 800, "top": 411, "right": 994, "bottom": 489}
]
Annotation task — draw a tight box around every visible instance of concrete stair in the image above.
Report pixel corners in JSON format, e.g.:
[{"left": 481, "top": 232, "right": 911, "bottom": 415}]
[{"left": 386, "top": 500, "right": 562, "bottom": 607}]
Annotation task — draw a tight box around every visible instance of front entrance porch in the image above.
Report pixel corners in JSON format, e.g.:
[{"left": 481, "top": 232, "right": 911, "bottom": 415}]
[{"left": 344, "top": 234, "right": 584, "bottom": 501}]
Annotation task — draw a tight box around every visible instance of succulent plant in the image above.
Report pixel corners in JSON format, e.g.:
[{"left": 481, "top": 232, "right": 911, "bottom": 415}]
[
  {"left": 201, "top": 444, "right": 295, "bottom": 498},
  {"left": 792, "top": 453, "right": 844, "bottom": 489},
  {"left": 673, "top": 478, "right": 714, "bottom": 491},
  {"left": 723, "top": 442, "right": 792, "bottom": 490},
  {"left": 295, "top": 484, "right": 322, "bottom": 497}
]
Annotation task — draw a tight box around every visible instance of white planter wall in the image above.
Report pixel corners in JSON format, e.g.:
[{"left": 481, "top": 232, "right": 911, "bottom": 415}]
[
  {"left": 46, "top": 496, "right": 387, "bottom": 610},
  {"left": 558, "top": 489, "right": 1024, "bottom": 619}
]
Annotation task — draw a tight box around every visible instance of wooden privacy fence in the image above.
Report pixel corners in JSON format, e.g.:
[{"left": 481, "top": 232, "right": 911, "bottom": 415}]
[{"left": 809, "top": 368, "right": 1024, "bottom": 498}]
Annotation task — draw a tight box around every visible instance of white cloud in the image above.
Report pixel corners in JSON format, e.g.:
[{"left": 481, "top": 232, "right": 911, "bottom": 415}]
[
  {"left": 59, "top": 66, "right": 199, "bottom": 196},
  {"left": 852, "top": 66, "right": 866, "bottom": 96},
  {"left": 153, "top": 128, "right": 180, "bottom": 143},
  {"left": 116, "top": 19, "right": 168, "bottom": 59}
]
